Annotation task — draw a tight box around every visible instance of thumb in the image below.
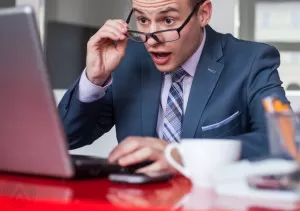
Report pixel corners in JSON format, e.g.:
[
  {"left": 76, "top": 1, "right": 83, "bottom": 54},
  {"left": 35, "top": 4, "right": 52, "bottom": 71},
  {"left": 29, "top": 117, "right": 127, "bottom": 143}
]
[{"left": 116, "top": 38, "right": 128, "bottom": 58}]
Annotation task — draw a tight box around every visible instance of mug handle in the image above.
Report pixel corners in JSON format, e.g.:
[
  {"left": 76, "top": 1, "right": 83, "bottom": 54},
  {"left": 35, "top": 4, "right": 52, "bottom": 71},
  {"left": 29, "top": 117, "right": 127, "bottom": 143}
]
[{"left": 165, "top": 144, "right": 191, "bottom": 178}]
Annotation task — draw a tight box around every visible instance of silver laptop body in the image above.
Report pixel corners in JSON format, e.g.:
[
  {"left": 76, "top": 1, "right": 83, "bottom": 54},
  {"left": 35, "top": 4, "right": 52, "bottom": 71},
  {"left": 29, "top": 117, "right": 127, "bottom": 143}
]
[
  {"left": 0, "top": 6, "right": 153, "bottom": 179},
  {"left": 0, "top": 5, "right": 75, "bottom": 178}
]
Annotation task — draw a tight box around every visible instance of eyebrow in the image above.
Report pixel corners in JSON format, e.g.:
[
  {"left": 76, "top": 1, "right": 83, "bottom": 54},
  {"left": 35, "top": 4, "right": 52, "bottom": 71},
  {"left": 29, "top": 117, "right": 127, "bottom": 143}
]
[
  {"left": 133, "top": 7, "right": 179, "bottom": 15},
  {"left": 158, "top": 7, "right": 180, "bottom": 14}
]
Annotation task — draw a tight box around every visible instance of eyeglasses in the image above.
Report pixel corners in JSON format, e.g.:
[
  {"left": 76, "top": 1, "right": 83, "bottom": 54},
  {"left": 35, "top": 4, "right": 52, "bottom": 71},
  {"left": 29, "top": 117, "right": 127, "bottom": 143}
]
[{"left": 125, "top": 0, "right": 205, "bottom": 43}]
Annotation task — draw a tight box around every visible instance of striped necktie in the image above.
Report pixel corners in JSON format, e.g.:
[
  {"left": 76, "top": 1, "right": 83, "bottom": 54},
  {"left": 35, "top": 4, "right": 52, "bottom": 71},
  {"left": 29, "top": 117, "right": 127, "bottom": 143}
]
[{"left": 163, "top": 68, "right": 187, "bottom": 143}]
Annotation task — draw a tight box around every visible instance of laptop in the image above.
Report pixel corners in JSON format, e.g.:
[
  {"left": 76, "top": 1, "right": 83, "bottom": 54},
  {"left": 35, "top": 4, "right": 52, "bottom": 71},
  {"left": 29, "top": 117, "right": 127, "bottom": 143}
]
[{"left": 0, "top": 6, "right": 150, "bottom": 179}]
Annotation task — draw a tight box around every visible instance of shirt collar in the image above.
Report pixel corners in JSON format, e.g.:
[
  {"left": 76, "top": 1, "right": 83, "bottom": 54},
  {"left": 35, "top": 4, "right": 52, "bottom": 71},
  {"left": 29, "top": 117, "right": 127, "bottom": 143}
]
[{"left": 181, "top": 27, "right": 206, "bottom": 78}]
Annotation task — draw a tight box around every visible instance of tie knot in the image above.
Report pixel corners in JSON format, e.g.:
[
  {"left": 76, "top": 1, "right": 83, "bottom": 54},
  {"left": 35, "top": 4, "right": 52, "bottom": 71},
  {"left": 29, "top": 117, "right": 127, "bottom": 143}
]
[{"left": 171, "top": 68, "right": 187, "bottom": 83}]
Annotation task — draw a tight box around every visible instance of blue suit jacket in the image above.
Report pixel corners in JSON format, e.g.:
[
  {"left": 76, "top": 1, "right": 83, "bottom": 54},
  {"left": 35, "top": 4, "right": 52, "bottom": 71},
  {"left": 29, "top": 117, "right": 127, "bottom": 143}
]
[{"left": 58, "top": 25, "right": 289, "bottom": 159}]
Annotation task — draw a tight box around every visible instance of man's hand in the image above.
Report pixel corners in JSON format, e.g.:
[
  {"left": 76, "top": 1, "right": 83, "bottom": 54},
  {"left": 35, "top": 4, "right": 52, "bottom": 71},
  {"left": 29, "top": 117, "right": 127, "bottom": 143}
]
[
  {"left": 86, "top": 19, "right": 128, "bottom": 86},
  {"left": 108, "top": 137, "right": 183, "bottom": 174}
]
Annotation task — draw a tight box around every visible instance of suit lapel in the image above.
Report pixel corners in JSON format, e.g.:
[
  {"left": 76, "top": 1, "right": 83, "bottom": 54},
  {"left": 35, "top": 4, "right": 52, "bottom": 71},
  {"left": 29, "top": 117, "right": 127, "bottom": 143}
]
[
  {"left": 141, "top": 57, "right": 162, "bottom": 137},
  {"left": 182, "top": 25, "right": 224, "bottom": 138}
]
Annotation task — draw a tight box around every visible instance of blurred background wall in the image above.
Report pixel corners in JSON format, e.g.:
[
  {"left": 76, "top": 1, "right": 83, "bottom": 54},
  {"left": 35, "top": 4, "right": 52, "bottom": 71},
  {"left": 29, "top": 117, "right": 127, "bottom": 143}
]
[{"left": 0, "top": 0, "right": 15, "bottom": 7}]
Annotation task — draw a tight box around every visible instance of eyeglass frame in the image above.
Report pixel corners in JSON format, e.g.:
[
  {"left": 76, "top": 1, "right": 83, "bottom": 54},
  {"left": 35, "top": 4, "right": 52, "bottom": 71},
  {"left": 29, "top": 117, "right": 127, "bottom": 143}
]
[{"left": 125, "top": 0, "right": 206, "bottom": 43}]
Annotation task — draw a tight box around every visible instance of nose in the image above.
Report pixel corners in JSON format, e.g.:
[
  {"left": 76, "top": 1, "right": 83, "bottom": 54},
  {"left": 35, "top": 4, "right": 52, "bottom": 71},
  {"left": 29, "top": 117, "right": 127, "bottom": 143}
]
[
  {"left": 146, "top": 24, "right": 160, "bottom": 46},
  {"left": 146, "top": 35, "right": 159, "bottom": 46},
  {"left": 149, "top": 22, "right": 158, "bottom": 34}
]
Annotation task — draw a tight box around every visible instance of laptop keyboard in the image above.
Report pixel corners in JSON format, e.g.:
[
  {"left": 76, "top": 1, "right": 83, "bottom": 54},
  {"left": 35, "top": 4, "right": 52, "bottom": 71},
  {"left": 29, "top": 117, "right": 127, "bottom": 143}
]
[
  {"left": 71, "top": 154, "right": 111, "bottom": 166},
  {"left": 71, "top": 154, "right": 153, "bottom": 173},
  {"left": 71, "top": 154, "right": 108, "bottom": 161}
]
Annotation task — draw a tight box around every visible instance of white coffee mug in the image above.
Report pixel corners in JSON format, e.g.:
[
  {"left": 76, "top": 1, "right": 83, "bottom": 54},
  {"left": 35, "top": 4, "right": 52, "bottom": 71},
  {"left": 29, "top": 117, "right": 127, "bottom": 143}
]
[{"left": 165, "top": 139, "right": 241, "bottom": 187}]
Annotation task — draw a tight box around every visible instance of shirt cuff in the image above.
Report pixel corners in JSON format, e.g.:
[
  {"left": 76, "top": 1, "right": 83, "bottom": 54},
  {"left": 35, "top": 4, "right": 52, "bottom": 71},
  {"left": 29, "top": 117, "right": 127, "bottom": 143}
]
[{"left": 77, "top": 69, "right": 112, "bottom": 102}]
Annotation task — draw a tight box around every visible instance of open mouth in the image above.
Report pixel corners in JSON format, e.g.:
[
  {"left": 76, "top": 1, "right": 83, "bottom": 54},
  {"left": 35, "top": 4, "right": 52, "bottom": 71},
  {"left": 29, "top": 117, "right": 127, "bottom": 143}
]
[{"left": 150, "top": 52, "right": 172, "bottom": 65}]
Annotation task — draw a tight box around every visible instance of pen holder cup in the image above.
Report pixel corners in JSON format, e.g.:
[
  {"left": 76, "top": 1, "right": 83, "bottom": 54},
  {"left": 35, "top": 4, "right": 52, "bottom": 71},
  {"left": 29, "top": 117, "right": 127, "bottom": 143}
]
[{"left": 266, "top": 112, "right": 300, "bottom": 162}]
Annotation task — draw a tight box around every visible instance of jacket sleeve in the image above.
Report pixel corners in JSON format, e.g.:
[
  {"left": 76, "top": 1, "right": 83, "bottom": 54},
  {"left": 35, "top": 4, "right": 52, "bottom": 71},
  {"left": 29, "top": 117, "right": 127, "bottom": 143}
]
[
  {"left": 57, "top": 77, "right": 114, "bottom": 150},
  {"left": 228, "top": 45, "right": 289, "bottom": 159}
]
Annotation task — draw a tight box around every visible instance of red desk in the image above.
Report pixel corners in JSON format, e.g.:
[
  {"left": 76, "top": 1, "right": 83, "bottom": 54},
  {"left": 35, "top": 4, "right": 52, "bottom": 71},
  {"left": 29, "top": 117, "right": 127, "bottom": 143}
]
[{"left": 0, "top": 174, "right": 299, "bottom": 211}]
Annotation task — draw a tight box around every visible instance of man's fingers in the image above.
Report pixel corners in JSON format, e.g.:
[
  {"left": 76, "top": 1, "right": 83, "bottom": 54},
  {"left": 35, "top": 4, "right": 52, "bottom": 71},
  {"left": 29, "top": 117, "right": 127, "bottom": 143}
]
[
  {"left": 107, "top": 19, "right": 128, "bottom": 29},
  {"left": 88, "top": 31, "right": 119, "bottom": 48},
  {"left": 108, "top": 137, "right": 143, "bottom": 163},
  {"left": 105, "top": 20, "right": 128, "bottom": 34},
  {"left": 100, "top": 24, "right": 127, "bottom": 39},
  {"left": 115, "top": 19, "right": 128, "bottom": 27},
  {"left": 118, "top": 147, "right": 159, "bottom": 166},
  {"left": 108, "top": 137, "right": 168, "bottom": 164},
  {"left": 97, "top": 25, "right": 126, "bottom": 41},
  {"left": 116, "top": 38, "right": 128, "bottom": 58},
  {"left": 98, "top": 19, "right": 127, "bottom": 39},
  {"left": 136, "top": 160, "right": 168, "bottom": 173},
  {"left": 88, "top": 19, "right": 128, "bottom": 48},
  {"left": 98, "top": 31, "right": 124, "bottom": 40}
]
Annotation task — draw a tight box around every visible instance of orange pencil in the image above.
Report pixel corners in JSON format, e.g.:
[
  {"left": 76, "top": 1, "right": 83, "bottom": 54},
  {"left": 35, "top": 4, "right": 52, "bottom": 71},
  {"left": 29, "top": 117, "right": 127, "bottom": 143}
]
[
  {"left": 262, "top": 96, "right": 298, "bottom": 161},
  {"left": 274, "top": 102, "right": 298, "bottom": 160}
]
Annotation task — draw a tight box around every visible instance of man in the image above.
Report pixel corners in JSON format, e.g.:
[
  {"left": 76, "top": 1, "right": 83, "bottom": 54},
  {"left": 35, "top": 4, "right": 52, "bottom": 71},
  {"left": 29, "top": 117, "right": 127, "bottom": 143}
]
[{"left": 58, "top": 0, "right": 288, "bottom": 174}]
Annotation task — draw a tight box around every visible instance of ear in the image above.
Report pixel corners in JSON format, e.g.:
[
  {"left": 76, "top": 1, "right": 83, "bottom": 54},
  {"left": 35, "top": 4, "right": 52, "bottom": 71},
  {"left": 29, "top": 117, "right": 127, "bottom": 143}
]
[{"left": 197, "top": 0, "right": 212, "bottom": 27}]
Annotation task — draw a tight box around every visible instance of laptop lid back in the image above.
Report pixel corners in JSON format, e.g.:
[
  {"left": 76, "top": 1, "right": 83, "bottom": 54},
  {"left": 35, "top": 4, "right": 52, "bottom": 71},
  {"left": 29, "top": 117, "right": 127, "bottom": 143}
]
[{"left": 0, "top": 6, "right": 74, "bottom": 178}]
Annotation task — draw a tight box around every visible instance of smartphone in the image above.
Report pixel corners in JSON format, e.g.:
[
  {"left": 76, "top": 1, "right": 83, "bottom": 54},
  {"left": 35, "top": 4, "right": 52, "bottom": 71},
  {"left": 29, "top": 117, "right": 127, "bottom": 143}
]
[{"left": 109, "top": 172, "right": 173, "bottom": 184}]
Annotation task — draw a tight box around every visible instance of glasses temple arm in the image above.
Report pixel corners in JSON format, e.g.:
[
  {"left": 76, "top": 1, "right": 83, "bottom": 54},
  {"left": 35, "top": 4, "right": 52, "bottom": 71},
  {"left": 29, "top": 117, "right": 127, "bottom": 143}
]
[
  {"left": 126, "top": 9, "right": 134, "bottom": 24},
  {"left": 177, "top": 0, "right": 204, "bottom": 32}
]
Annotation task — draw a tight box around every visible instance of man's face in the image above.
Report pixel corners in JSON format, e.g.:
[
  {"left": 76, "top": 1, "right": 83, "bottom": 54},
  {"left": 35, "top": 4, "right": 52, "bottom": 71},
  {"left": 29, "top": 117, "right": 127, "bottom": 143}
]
[{"left": 131, "top": 0, "right": 204, "bottom": 72}]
